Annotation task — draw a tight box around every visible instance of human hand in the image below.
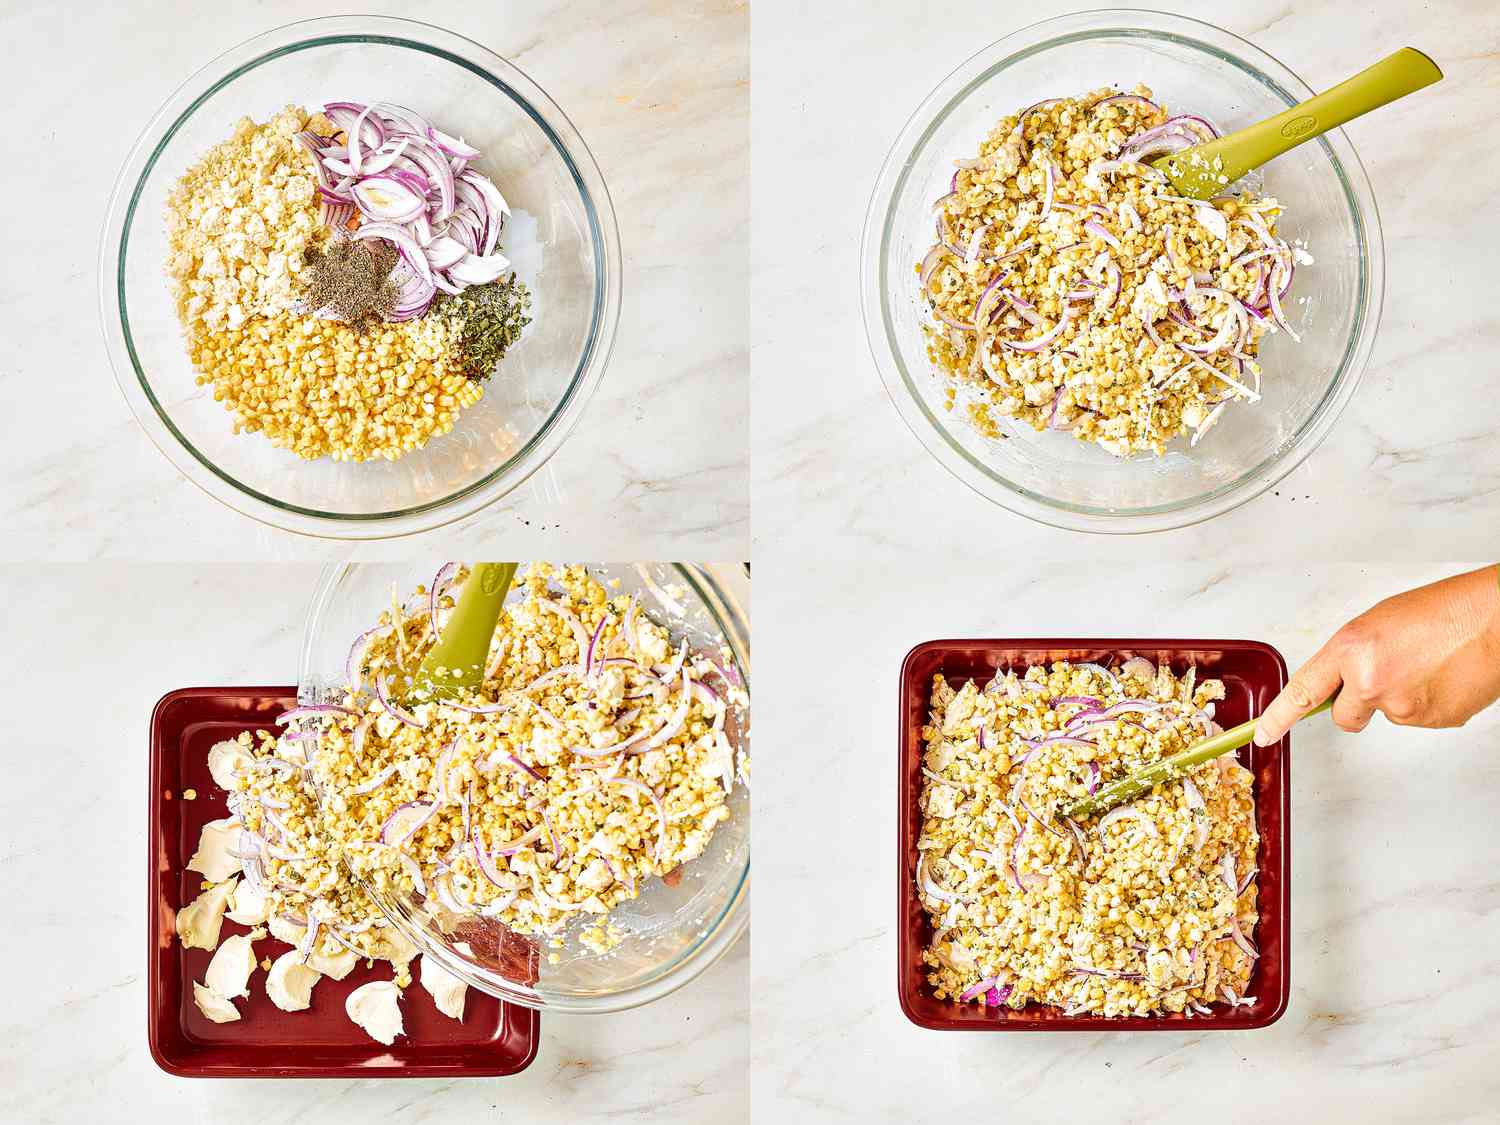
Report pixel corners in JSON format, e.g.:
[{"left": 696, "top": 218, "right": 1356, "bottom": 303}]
[{"left": 1253, "top": 565, "right": 1500, "bottom": 745}]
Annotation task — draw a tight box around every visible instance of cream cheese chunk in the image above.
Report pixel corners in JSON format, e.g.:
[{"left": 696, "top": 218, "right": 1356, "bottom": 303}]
[
  {"left": 192, "top": 982, "right": 240, "bottom": 1024},
  {"left": 418, "top": 955, "right": 468, "bottom": 1021},
  {"left": 345, "top": 980, "right": 404, "bottom": 1045},
  {"left": 226, "top": 879, "right": 271, "bottom": 925},
  {"left": 207, "top": 739, "right": 252, "bottom": 789},
  {"left": 176, "top": 878, "right": 237, "bottom": 951},
  {"left": 266, "top": 950, "right": 321, "bottom": 1012},
  {"left": 268, "top": 913, "right": 306, "bottom": 946},
  {"left": 204, "top": 928, "right": 263, "bottom": 1000},
  {"left": 307, "top": 945, "right": 358, "bottom": 981},
  {"left": 187, "top": 817, "right": 242, "bottom": 882}
]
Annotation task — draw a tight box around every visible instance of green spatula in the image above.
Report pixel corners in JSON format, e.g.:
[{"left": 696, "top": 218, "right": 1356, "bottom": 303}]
[
  {"left": 1153, "top": 48, "right": 1441, "bottom": 200},
  {"left": 1062, "top": 698, "right": 1333, "bottom": 821},
  {"left": 410, "top": 562, "right": 518, "bottom": 702}
]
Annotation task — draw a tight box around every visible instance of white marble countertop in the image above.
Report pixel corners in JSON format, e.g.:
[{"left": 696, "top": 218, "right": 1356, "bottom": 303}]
[
  {"left": 2, "top": 0, "right": 747, "bottom": 559},
  {"left": 752, "top": 0, "right": 1500, "bottom": 561},
  {"left": 750, "top": 559, "right": 1500, "bottom": 1123},
  {"left": 0, "top": 565, "right": 747, "bottom": 1123}
]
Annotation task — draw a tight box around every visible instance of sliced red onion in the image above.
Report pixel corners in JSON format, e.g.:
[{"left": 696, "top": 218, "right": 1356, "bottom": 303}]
[
  {"left": 916, "top": 852, "right": 967, "bottom": 904},
  {"left": 535, "top": 597, "right": 592, "bottom": 661},
  {"left": 1041, "top": 734, "right": 1096, "bottom": 750},
  {"left": 1186, "top": 353, "right": 1262, "bottom": 401},
  {"left": 644, "top": 669, "right": 693, "bottom": 751},
  {"left": 480, "top": 749, "right": 545, "bottom": 782},
  {"left": 1266, "top": 263, "right": 1302, "bottom": 342},
  {"left": 1095, "top": 92, "right": 1160, "bottom": 114},
  {"left": 472, "top": 826, "right": 509, "bottom": 888},
  {"left": 1082, "top": 219, "right": 1122, "bottom": 252},
  {"left": 375, "top": 671, "right": 427, "bottom": 729},
  {"left": 963, "top": 222, "right": 992, "bottom": 264},
  {"left": 428, "top": 562, "right": 458, "bottom": 634},
  {"left": 1220, "top": 851, "right": 1238, "bottom": 892},
  {"left": 1228, "top": 915, "right": 1259, "bottom": 959},
  {"left": 522, "top": 663, "right": 581, "bottom": 693},
  {"left": 1183, "top": 777, "right": 1210, "bottom": 851},
  {"left": 1039, "top": 161, "right": 1057, "bottom": 220},
  {"left": 298, "top": 918, "right": 322, "bottom": 964},
  {"left": 959, "top": 977, "right": 997, "bottom": 1003},
  {"left": 345, "top": 625, "right": 389, "bottom": 693},
  {"left": 351, "top": 222, "right": 432, "bottom": 282},
  {"left": 1063, "top": 816, "right": 1088, "bottom": 861},
  {"left": 993, "top": 238, "right": 1036, "bottom": 265},
  {"left": 1046, "top": 385, "right": 1067, "bottom": 429},
  {"left": 584, "top": 615, "right": 608, "bottom": 677},
  {"left": 1002, "top": 306, "right": 1071, "bottom": 353},
  {"left": 610, "top": 776, "right": 668, "bottom": 864},
  {"left": 539, "top": 806, "right": 564, "bottom": 862},
  {"left": 431, "top": 741, "right": 457, "bottom": 803},
  {"left": 276, "top": 705, "right": 357, "bottom": 725},
  {"left": 427, "top": 125, "right": 480, "bottom": 160},
  {"left": 381, "top": 801, "right": 438, "bottom": 847},
  {"left": 1087, "top": 762, "right": 1101, "bottom": 793},
  {"left": 1075, "top": 662, "right": 1122, "bottom": 693},
  {"left": 351, "top": 765, "right": 397, "bottom": 795},
  {"left": 495, "top": 825, "right": 544, "bottom": 857},
  {"left": 352, "top": 176, "right": 425, "bottom": 223},
  {"left": 423, "top": 235, "right": 467, "bottom": 270}
]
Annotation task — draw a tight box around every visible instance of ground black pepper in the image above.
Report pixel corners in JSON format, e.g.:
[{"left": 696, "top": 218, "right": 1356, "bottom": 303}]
[{"left": 303, "top": 238, "right": 399, "bottom": 331}]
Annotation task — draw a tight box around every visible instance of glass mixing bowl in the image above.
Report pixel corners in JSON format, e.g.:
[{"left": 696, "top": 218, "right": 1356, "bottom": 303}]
[
  {"left": 297, "top": 562, "right": 750, "bottom": 1013},
  {"left": 100, "top": 16, "right": 622, "bottom": 538},
  {"left": 861, "top": 9, "right": 1383, "bottom": 533}
]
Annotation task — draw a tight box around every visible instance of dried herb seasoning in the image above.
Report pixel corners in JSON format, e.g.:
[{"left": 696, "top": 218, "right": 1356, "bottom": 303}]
[
  {"left": 303, "top": 238, "right": 399, "bottom": 331},
  {"left": 433, "top": 274, "right": 533, "bottom": 380}
]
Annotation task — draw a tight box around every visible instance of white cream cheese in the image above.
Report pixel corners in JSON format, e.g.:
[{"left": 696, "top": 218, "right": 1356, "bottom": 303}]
[
  {"left": 266, "top": 950, "right": 320, "bottom": 1012},
  {"left": 418, "top": 955, "right": 468, "bottom": 1021},
  {"left": 204, "top": 928, "right": 263, "bottom": 999},
  {"left": 192, "top": 982, "right": 240, "bottom": 1024},
  {"left": 176, "top": 878, "right": 237, "bottom": 951},
  {"left": 345, "top": 980, "right": 404, "bottom": 1045},
  {"left": 187, "top": 817, "right": 242, "bottom": 882},
  {"left": 226, "top": 879, "right": 271, "bottom": 926},
  {"left": 206, "top": 739, "right": 252, "bottom": 789},
  {"left": 307, "top": 945, "right": 358, "bottom": 981}
]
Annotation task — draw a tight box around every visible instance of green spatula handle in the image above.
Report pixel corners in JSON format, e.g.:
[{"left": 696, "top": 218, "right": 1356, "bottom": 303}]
[
  {"left": 413, "top": 562, "right": 518, "bottom": 700},
  {"left": 1156, "top": 47, "right": 1441, "bottom": 197},
  {"left": 1062, "top": 698, "right": 1333, "bottom": 821}
]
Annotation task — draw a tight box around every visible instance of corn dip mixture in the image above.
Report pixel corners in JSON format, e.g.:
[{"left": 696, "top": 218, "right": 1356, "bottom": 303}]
[
  {"left": 313, "top": 563, "right": 743, "bottom": 948},
  {"left": 174, "top": 563, "right": 745, "bottom": 1039},
  {"left": 916, "top": 658, "right": 1260, "bottom": 1017},
  {"left": 920, "top": 86, "right": 1306, "bottom": 456}
]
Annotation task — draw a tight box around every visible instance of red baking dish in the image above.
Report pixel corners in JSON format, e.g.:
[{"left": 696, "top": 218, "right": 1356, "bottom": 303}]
[
  {"left": 898, "top": 640, "right": 1292, "bottom": 1032},
  {"left": 149, "top": 687, "right": 540, "bottom": 1077}
]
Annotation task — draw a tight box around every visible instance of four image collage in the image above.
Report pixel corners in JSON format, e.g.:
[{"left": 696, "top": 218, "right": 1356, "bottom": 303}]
[{"left": 6, "top": 2, "right": 1500, "bottom": 1123}]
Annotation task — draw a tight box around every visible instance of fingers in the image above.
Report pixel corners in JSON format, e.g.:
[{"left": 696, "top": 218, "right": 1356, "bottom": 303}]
[
  {"left": 1254, "top": 640, "right": 1344, "bottom": 746},
  {"left": 1331, "top": 691, "right": 1376, "bottom": 733}
]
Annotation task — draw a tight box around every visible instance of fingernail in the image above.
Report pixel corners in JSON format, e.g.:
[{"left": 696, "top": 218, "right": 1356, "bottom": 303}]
[{"left": 1252, "top": 724, "right": 1272, "bottom": 747}]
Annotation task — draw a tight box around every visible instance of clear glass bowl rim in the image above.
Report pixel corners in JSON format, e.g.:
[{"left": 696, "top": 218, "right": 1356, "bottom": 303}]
[
  {"left": 297, "top": 562, "right": 750, "bottom": 1013},
  {"left": 860, "top": 7, "right": 1386, "bottom": 534},
  {"left": 98, "top": 14, "right": 623, "bottom": 539}
]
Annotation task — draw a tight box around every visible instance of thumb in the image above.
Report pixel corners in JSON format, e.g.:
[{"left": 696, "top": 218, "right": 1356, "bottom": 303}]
[{"left": 1255, "top": 642, "right": 1343, "bottom": 746}]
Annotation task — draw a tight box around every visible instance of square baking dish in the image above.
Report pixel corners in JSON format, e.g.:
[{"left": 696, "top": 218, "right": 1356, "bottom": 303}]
[
  {"left": 897, "top": 639, "right": 1292, "bottom": 1031},
  {"left": 149, "top": 686, "right": 540, "bottom": 1077}
]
